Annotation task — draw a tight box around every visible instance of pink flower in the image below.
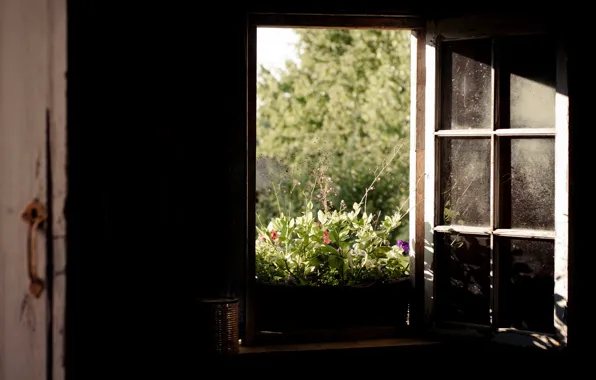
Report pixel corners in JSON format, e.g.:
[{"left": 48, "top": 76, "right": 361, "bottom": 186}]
[{"left": 323, "top": 231, "right": 331, "bottom": 244}]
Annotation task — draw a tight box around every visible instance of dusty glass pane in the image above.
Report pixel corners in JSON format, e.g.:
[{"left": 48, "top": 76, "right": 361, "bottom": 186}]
[
  {"left": 505, "top": 35, "right": 556, "bottom": 129},
  {"left": 441, "top": 39, "right": 492, "bottom": 130},
  {"left": 498, "top": 238, "right": 554, "bottom": 334},
  {"left": 440, "top": 138, "right": 491, "bottom": 226},
  {"left": 436, "top": 233, "right": 491, "bottom": 325},
  {"left": 499, "top": 138, "right": 554, "bottom": 230}
]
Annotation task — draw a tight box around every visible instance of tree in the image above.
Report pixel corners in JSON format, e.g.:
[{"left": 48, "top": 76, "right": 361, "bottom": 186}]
[{"left": 256, "top": 29, "right": 411, "bottom": 239}]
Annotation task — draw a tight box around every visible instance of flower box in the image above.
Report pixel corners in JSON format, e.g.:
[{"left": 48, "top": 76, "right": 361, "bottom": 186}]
[{"left": 255, "top": 277, "right": 412, "bottom": 332}]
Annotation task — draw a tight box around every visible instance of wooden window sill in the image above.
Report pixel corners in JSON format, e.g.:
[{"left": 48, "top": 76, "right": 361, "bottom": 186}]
[
  {"left": 238, "top": 337, "right": 441, "bottom": 355},
  {"left": 209, "top": 335, "right": 564, "bottom": 369}
]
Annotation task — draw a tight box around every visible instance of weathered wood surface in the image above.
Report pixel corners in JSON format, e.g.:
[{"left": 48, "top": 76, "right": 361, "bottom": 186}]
[{"left": 0, "top": 0, "right": 67, "bottom": 379}]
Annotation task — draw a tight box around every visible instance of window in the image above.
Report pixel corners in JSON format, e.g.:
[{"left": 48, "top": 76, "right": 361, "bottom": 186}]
[
  {"left": 244, "top": 13, "right": 569, "bottom": 349},
  {"left": 411, "top": 24, "right": 568, "bottom": 348},
  {"left": 245, "top": 14, "right": 422, "bottom": 346}
]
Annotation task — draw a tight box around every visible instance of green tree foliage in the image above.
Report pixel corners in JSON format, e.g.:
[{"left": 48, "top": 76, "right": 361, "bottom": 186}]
[{"left": 256, "top": 29, "right": 411, "bottom": 239}]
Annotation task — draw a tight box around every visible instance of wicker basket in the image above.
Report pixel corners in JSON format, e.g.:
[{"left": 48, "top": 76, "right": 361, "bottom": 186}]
[{"left": 197, "top": 298, "right": 239, "bottom": 355}]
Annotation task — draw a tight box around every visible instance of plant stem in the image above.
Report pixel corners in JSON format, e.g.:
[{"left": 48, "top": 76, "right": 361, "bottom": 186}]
[
  {"left": 288, "top": 180, "right": 298, "bottom": 217},
  {"left": 256, "top": 213, "right": 264, "bottom": 229},
  {"left": 308, "top": 172, "right": 319, "bottom": 209},
  {"left": 359, "top": 142, "right": 406, "bottom": 207},
  {"left": 283, "top": 259, "right": 299, "bottom": 282},
  {"left": 271, "top": 181, "right": 282, "bottom": 216},
  {"left": 373, "top": 210, "right": 382, "bottom": 229},
  {"left": 393, "top": 173, "right": 424, "bottom": 219}
]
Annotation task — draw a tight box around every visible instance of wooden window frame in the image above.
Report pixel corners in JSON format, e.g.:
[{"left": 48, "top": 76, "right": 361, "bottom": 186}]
[
  {"left": 245, "top": 13, "right": 423, "bottom": 346},
  {"left": 412, "top": 16, "right": 569, "bottom": 349},
  {"left": 244, "top": 12, "right": 569, "bottom": 350}
]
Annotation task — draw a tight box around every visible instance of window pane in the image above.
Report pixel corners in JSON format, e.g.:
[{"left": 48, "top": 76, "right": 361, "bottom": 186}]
[
  {"left": 503, "top": 34, "right": 556, "bottom": 129},
  {"left": 498, "top": 137, "right": 554, "bottom": 230},
  {"left": 497, "top": 238, "right": 554, "bottom": 334},
  {"left": 440, "top": 138, "right": 491, "bottom": 226},
  {"left": 440, "top": 39, "right": 492, "bottom": 130},
  {"left": 436, "top": 233, "right": 491, "bottom": 325}
]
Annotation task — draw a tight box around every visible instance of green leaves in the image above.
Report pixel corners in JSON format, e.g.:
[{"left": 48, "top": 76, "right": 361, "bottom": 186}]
[
  {"left": 328, "top": 228, "right": 340, "bottom": 244},
  {"left": 372, "top": 246, "right": 391, "bottom": 258},
  {"left": 256, "top": 205, "right": 407, "bottom": 286},
  {"left": 328, "top": 254, "right": 343, "bottom": 270},
  {"left": 317, "top": 209, "right": 327, "bottom": 224}
]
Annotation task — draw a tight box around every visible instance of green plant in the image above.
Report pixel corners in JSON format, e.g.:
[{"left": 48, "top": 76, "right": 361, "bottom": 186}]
[
  {"left": 256, "top": 201, "right": 410, "bottom": 286},
  {"left": 255, "top": 154, "right": 411, "bottom": 287}
]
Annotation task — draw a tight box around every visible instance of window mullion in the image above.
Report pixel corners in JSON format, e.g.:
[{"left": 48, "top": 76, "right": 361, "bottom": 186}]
[
  {"left": 489, "top": 37, "right": 499, "bottom": 329},
  {"left": 434, "top": 130, "right": 493, "bottom": 137},
  {"left": 494, "top": 128, "right": 556, "bottom": 136}
]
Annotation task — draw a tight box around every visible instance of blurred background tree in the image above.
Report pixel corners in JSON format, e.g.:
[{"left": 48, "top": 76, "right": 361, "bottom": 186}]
[{"left": 256, "top": 29, "right": 411, "bottom": 240}]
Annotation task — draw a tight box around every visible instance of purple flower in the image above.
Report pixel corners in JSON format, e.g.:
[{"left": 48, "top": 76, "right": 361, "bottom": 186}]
[{"left": 396, "top": 240, "right": 409, "bottom": 254}]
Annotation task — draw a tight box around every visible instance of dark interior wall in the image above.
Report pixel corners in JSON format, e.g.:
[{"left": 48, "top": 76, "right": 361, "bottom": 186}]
[
  {"left": 64, "top": 3, "right": 590, "bottom": 376},
  {"left": 65, "top": 3, "right": 248, "bottom": 377}
]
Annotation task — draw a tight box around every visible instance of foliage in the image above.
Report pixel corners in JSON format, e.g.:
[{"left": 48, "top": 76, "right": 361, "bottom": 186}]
[
  {"left": 256, "top": 29, "right": 411, "bottom": 240},
  {"left": 255, "top": 200, "right": 410, "bottom": 287},
  {"left": 256, "top": 150, "right": 411, "bottom": 287}
]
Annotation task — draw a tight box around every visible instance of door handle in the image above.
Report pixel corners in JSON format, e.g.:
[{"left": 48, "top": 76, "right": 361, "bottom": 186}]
[{"left": 21, "top": 199, "right": 46, "bottom": 298}]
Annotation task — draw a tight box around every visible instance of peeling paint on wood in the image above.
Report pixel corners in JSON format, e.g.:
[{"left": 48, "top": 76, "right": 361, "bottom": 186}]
[
  {"left": 0, "top": 0, "right": 66, "bottom": 379},
  {"left": 19, "top": 293, "right": 38, "bottom": 332},
  {"left": 0, "top": 0, "right": 49, "bottom": 373}
]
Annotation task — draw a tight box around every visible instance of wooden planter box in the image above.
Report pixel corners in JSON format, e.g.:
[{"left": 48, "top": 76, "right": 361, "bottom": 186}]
[{"left": 255, "top": 277, "right": 412, "bottom": 332}]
